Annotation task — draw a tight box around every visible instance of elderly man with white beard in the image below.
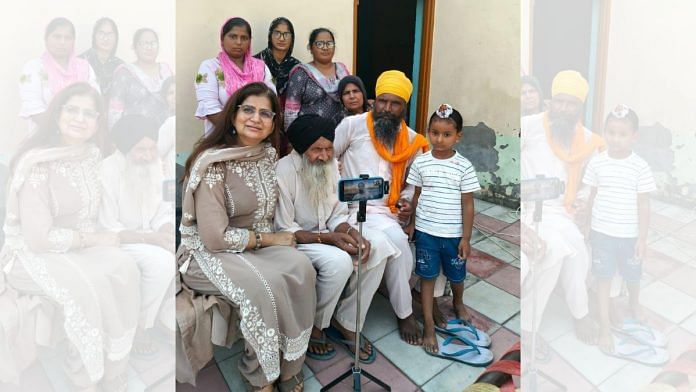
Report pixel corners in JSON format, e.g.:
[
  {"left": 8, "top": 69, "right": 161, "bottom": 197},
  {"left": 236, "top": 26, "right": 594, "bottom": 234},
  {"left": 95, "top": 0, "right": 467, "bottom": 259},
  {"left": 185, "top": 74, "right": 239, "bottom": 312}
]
[
  {"left": 275, "top": 114, "right": 399, "bottom": 363},
  {"left": 99, "top": 114, "right": 175, "bottom": 350}
]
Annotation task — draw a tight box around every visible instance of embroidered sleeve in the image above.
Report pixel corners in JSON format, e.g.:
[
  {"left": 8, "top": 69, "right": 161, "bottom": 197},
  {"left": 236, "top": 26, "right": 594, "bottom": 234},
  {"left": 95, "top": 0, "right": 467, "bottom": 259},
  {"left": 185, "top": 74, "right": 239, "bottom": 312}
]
[
  {"left": 194, "top": 59, "right": 224, "bottom": 118},
  {"left": 18, "top": 60, "right": 46, "bottom": 118},
  {"left": 195, "top": 164, "right": 250, "bottom": 252},
  {"left": 223, "top": 227, "right": 250, "bottom": 252},
  {"left": 18, "top": 165, "right": 76, "bottom": 253}
]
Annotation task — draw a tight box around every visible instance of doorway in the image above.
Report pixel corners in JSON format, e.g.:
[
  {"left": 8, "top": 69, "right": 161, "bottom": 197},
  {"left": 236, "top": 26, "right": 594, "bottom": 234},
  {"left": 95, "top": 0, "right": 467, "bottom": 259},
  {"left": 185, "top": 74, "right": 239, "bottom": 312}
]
[{"left": 356, "top": 0, "right": 418, "bottom": 126}]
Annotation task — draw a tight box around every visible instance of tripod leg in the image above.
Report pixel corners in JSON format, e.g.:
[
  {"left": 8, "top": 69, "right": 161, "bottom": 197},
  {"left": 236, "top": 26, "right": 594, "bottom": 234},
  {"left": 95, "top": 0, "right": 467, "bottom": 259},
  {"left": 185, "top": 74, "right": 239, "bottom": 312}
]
[
  {"left": 360, "top": 369, "right": 392, "bottom": 391},
  {"left": 320, "top": 368, "right": 354, "bottom": 392}
]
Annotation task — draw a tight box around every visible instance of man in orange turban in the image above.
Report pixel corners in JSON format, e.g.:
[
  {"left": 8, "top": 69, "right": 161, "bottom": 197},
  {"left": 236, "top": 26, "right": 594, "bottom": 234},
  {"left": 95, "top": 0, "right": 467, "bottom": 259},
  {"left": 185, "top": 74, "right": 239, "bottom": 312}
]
[
  {"left": 333, "top": 70, "right": 429, "bottom": 345},
  {"left": 520, "top": 70, "right": 604, "bottom": 347}
]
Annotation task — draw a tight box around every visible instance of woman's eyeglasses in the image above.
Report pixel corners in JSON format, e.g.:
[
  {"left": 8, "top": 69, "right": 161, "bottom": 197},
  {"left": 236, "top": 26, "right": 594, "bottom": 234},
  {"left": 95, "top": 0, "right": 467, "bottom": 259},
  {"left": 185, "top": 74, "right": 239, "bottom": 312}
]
[
  {"left": 313, "top": 41, "right": 335, "bottom": 49},
  {"left": 272, "top": 30, "right": 293, "bottom": 40},
  {"left": 62, "top": 105, "right": 100, "bottom": 121},
  {"left": 238, "top": 105, "right": 275, "bottom": 122}
]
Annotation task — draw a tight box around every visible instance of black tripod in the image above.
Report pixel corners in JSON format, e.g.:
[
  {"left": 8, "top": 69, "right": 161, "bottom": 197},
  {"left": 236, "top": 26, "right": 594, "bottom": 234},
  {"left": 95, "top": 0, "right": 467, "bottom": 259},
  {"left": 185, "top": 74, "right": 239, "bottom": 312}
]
[{"left": 321, "top": 177, "right": 391, "bottom": 391}]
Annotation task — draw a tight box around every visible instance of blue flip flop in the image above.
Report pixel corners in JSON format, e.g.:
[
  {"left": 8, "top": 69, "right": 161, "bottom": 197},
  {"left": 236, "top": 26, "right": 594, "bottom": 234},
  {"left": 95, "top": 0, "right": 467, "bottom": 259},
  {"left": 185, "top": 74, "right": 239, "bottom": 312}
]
[
  {"left": 425, "top": 334, "right": 494, "bottom": 367},
  {"left": 305, "top": 333, "right": 337, "bottom": 361},
  {"left": 325, "top": 325, "right": 377, "bottom": 364},
  {"left": 435, "top": 319, "right": 492, "bottom": 347}
]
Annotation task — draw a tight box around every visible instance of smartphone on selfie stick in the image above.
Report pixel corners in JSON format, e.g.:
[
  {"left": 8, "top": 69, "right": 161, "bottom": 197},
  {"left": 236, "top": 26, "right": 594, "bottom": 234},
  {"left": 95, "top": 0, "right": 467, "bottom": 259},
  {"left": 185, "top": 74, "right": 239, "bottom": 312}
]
[{"left": 322, "top": 175, "right": 391, "bottom": 392}]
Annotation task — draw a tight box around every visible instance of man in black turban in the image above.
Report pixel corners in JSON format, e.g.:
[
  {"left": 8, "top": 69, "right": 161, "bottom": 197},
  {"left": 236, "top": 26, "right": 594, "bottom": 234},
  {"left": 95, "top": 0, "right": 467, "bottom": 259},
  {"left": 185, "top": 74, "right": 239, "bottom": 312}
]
[{"left": 275, "top": 114, "right": 398, "bottom": 363}]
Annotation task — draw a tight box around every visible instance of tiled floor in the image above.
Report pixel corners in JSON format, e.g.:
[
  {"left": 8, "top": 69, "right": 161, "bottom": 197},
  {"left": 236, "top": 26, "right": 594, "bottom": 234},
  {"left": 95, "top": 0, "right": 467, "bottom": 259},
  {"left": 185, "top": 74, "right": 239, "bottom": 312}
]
[
  {"left": 176, "top": 198, "right": 521, "bottom": 391},
  {"left": 534, "top": 199, "right": 696, "bottom": 391}
]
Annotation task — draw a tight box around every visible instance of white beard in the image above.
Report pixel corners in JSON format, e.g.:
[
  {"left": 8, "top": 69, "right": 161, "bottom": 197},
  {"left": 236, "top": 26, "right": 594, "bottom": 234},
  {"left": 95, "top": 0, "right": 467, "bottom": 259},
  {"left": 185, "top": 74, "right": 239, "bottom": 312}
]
[{"left": 300, "top": 154, "right": 337, "bottom": 211}]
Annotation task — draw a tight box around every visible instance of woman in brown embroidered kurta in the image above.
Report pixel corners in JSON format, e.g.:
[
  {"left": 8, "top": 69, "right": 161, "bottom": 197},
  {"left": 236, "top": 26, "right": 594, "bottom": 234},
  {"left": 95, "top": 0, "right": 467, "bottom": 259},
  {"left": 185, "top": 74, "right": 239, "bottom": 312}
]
[
  {"left": 177, "top": 82, "right": 316, "bottom": 391},
  {"left": 1, "top": 83, "right": 140, "bottom": 391}
]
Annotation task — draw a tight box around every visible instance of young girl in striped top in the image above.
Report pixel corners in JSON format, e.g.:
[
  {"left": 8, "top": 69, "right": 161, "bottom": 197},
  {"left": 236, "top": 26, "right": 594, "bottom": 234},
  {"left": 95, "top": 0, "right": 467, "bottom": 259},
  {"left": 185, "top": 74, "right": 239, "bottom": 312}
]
[{"left": 405, "top": 104, "right": 483, "bottom": 355}]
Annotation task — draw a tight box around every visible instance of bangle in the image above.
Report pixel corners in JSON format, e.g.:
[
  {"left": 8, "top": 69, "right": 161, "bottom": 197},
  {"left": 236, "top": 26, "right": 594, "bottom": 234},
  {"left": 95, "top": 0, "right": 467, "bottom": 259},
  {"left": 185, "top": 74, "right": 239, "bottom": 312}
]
[
  {"left": 317, "top": 232, "right": 322, "bottom": 244},
  {"left": 254, "top": 231, "right": 262, "bottom": 250}
]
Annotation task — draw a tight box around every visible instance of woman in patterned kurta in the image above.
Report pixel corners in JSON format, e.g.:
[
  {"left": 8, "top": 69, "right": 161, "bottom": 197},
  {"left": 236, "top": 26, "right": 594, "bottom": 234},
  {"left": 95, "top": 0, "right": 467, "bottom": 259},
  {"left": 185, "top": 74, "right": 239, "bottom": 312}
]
[
  {"left": 177, "top": 82, "right": 315, "bottom": 392},
  {"left": 283, "top": 28, "right": 350, "bottom": 132},
  {"left": 1, "top": 83, "right": 140, "bottom": 391},
  {"left": 107, "top": 28, "right": 172, "bottom": 129}
]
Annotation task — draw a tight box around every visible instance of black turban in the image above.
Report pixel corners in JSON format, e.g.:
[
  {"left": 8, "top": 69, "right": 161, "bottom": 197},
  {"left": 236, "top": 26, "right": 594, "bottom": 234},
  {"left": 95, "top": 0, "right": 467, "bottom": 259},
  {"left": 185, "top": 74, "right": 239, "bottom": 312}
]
[
  {"left": 287, "top": 114, "right": 336, "bottom": 155},
  {"left": 110, "top": 114, "right": 159, "bottom": 154}
]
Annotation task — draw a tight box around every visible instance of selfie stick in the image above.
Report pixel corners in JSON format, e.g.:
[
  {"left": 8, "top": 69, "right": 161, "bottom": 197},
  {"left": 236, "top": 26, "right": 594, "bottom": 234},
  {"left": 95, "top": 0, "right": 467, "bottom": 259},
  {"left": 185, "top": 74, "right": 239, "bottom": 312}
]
[{"left": 322, "top": 174, "right": 390, "bottom": 391}]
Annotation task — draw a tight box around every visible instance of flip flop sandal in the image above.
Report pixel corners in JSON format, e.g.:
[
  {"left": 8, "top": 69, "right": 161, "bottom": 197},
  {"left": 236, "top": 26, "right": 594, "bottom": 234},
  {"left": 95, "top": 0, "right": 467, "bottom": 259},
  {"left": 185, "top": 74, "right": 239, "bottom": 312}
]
[
  {"left": 435, "top": 318, "right": 492, "bottom": 347},
  {"left": 613, "top": 319, "right": 667, "bottom": 347},
  {"left": 601, "top": 334, "right": 669, "bottom": 367},
  {"left": 277, "top": 372, "right": 304, "bottom": 392},
  {"left": 325, "top": 325, "right": 377, "bottom": 364},
  {"left": 425, "top": 334, "right": 494, "bottom": 367},
  {"left": 305, "top": 332, "right": 337, "bottom": 361}
]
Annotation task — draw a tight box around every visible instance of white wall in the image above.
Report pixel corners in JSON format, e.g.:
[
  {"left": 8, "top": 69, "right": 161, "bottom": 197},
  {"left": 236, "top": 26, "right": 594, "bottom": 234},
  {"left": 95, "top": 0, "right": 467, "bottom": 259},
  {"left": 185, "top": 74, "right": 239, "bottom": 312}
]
[
  {"left": 0, "top": 0, "right": 175, "bottom": 158},
  {"left": 603, "top": 0, "right": 696, "bottom": 186},
  {"left": 176, "top": 0, "right": 354, "bottom": 153}
]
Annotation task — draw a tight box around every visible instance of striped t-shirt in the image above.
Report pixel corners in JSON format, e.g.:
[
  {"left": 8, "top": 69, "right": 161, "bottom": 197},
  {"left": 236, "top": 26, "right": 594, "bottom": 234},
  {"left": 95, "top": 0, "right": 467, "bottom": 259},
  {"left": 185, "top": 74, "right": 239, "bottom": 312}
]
[
  {"left": 582, "top": 151, "right": 656, "bottom": 238},
  {"left": 407, "top": 151, "right": 480, "bottom": 238}
]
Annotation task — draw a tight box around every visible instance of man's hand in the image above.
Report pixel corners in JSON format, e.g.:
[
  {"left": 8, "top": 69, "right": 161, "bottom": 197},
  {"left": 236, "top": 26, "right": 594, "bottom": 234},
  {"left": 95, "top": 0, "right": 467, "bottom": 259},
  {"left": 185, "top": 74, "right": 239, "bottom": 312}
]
[
  {"left": 396, "top": 198, "right": 413, "bottom": 222},
  {"left": 327, "top": 232, "right": 359, "bottom": 255},
  {"left": 521, "top": 224, "right": 547, "bottom": 262}
]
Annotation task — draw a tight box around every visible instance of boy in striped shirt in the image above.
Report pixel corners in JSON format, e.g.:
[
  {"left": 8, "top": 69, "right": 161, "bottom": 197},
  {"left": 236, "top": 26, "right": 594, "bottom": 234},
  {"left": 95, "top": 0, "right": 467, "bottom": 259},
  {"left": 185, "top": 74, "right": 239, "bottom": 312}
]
[
  {"left": 582, "top": 105, "right": 658, "bottom": 356},
  {"left": 405, "top": 104, "right": 481, "bottom": 353}
]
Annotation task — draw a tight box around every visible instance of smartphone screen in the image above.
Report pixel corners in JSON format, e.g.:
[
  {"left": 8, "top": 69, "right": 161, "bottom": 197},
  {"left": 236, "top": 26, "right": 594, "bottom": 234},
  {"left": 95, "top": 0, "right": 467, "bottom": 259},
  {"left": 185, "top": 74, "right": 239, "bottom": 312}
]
[{"left": 338, "top": 177, "right": 385, "bottom": 202}]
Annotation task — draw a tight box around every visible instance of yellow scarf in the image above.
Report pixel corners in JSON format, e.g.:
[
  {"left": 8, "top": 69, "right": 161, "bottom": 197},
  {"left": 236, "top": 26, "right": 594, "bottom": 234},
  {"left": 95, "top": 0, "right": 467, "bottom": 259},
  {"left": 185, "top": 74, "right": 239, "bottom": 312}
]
[
  {"left": 367, "top": 112, "right": 429, "bottom": 213},
  {"left": 543, "top": 112, "right": 605, "bottom": 213}
]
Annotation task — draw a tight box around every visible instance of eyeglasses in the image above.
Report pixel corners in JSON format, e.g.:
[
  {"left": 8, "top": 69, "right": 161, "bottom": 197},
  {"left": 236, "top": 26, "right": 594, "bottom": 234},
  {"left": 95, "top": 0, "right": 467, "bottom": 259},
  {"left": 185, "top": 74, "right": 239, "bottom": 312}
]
[
  {"left": 138, "top": 40, "right": 158, "bottom": 49},
  {"left": 62, "top": 104, "right": 100, "bottom": 121},
  {"left": 238, "top": 105, "right": 275, "bottom": 122},
  {"left": 272, "top": 30, "right": 292, "bottom": 40},
  {"left": 313, "top": 40, "right": 335, "bottom": 49},
  {"left": 96, "top": 31, "right": 115, "bottom": 39}
]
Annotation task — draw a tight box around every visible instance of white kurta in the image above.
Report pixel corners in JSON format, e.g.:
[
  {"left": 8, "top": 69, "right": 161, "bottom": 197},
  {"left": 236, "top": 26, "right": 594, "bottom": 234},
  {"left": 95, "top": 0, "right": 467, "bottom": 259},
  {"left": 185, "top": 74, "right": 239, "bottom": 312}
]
[
  {"left": 275, "top": 151, "right": 398, "bottom": 330},
  {"left": 194, "top": 57, "right": 276, "bottom": 135},
  {"left": 520, "top": 112, "right": 593, "bottom": 331},
  {"left": 333, "top": 113, "right": 423, "bottom": 318},
  {"left": 99, "top": 152, "right": 175, "bottom": 329},
  {"left": 19, "top": 57, "right": 99, "bottom": 119}
]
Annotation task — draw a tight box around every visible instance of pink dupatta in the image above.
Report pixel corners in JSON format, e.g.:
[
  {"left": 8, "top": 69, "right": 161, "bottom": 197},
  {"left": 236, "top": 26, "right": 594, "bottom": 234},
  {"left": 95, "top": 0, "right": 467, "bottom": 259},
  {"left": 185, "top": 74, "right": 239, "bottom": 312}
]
[
  {"left": 217, "top": 18, "right": 266, "bottom": 97},
  {"left": 41, "top": 51, "right": 90, "bottom": 95}
]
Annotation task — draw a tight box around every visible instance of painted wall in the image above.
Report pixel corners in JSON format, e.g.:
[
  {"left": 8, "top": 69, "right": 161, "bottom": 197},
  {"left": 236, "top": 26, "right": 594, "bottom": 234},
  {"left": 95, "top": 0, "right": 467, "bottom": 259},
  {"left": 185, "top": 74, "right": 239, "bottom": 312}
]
[
  {"left": 602, "top": 0, "right": 696, "bottom": 203},
  {"left": 0, "top": 0, "right": 175, "bottom": 160},
  {"left": 429, "top": 0, "right": 521, "bottom": 207},
  {"left": 176, "top": 0, "right": 355, "bottom": 154}
]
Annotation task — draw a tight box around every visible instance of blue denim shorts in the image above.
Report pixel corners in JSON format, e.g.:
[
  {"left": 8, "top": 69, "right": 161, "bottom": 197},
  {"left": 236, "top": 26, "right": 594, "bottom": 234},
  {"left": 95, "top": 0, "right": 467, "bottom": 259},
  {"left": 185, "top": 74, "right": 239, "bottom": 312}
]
[
  {"left": 590, "top": 230, "right": 642, "bottom": 282},
  {"left": 414, "top": 230, "right": 466, "bottom": 283}
]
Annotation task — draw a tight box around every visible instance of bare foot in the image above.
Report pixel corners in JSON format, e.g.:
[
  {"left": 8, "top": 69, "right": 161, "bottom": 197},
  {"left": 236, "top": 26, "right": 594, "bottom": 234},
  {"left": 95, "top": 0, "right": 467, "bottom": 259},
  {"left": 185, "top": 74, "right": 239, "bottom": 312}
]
[
  {"left": 398, "top": 314, "right": 423, "bottom": 345},
  {"left": 330, "top": 319, "right": 373, "bottom": 361},
  {"left": 598, "top": 328, "right": 614, "bottom": 354},
  {"left": 576, "top": 315, "right": 598, "bottom": 344},
  {"left": 308, "top": 326, "right": 333, "bottom": 357},
  {"left": 422, "top": 324, "right": 438, "bottom": 354},
  {"left": 432, "top": 299, "right": 447, "bottom": 328},
  {"left": 453, "top": 301, "right": 472, "bottom": 322}
]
